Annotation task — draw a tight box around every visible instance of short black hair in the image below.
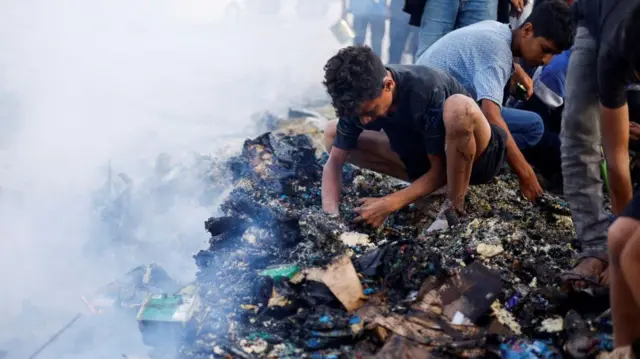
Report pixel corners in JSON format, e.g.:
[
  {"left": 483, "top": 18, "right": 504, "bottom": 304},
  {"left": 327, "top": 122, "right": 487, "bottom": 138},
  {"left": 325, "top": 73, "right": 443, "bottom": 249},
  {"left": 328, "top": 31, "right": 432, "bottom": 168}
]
[
  {"left": 622, "top": 2, "right": 640, "bottom": 74},
  {"left": 522, "top": 0, "right": 576, "bottom": 51},
  {"left": 322, "top": 45, "right": 387, "bottom": 117}
]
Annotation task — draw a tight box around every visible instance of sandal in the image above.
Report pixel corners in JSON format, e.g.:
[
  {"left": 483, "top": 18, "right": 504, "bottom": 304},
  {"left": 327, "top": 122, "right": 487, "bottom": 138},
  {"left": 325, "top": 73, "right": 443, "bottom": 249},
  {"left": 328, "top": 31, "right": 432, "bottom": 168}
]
[{"left": 559, "top": 254, "right": 609, "bottom": 291}]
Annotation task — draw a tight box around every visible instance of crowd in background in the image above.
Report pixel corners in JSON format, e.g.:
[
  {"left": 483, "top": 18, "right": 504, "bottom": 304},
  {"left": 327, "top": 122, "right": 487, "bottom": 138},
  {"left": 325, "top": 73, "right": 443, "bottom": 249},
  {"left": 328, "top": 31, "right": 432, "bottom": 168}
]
[{"left": 342, "top": 0, "right": 554, "bottom": 64}]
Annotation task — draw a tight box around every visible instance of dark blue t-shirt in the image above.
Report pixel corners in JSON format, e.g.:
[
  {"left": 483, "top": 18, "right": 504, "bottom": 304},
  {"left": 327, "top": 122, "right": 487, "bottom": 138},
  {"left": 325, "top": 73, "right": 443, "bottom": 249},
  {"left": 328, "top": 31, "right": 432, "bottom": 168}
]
[{"left": 332, "top": 64, "right": 469, "bottom": 165}]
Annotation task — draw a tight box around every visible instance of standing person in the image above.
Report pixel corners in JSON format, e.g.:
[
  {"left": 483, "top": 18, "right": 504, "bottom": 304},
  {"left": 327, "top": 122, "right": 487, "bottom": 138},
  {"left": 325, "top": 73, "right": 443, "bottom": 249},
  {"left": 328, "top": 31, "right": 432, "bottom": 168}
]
[
  {"left": 415, "top": 0, "right": 498, "bottom": 58},
  {"left": 561, "top": 0, "right": 639, "bottom": 303},
  {"left": 603, "top": 2, "right": 640, "bottom": 349},
  {"left": 388, "top": 0, "right": 416, "bottom": 64},
  {"left": 347, "top": 0, "right": 387, "bottom": 57},
  {"left": 321, "top": 45, "right": 507, "bottom": 226},
  {"left": 416, "top": 0, "right": 575, "bottom": 201}
]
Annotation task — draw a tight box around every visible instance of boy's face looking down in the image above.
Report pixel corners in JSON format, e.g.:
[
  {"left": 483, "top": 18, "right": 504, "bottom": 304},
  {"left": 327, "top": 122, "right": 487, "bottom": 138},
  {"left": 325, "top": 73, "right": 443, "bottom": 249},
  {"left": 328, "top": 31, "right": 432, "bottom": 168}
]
[
  {"left": 357, "top": 76, "right": 394, "bottom": 125},
  {"left": 518, "top": 22, "right": 561, "bottom": 67}
]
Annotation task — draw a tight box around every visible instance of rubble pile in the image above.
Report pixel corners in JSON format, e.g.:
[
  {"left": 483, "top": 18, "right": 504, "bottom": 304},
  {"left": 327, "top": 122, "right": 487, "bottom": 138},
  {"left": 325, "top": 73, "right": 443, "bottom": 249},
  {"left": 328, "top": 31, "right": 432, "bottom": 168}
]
[{"left": 173, "top": 120, "right": 613, "bottom": 358}]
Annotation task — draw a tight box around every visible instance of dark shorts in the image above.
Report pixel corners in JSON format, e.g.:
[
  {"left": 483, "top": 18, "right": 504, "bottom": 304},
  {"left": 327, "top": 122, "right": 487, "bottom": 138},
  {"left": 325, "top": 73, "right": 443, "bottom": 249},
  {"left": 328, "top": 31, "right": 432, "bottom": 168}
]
[
  {"left": 623, "top": 191, "right": 640, "bottom": 220},
  {"left": 402, "top": 124, "right": 507, "bottom": 185}
]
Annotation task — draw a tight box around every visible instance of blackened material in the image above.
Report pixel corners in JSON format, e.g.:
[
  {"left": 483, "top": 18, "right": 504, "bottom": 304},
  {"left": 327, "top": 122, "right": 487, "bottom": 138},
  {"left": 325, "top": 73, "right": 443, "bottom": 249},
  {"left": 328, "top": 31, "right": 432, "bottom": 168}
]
[
  {"left": 355, "top": 244, "right": 392, "bottom": 277},
  {"left": 622, "top": 190, "right": 640, "bottom": 220},
  {"left": 403, "top": 0, "right": 427, "bottom": 27},
  {"left": 497, "top": 0, "right": 511, "bottom": 24}
]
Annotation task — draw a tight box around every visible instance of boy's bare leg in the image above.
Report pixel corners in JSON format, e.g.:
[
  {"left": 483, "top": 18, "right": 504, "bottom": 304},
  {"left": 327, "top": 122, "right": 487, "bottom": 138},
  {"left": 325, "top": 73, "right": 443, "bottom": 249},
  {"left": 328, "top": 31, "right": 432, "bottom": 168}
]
[
  {"left": 324, "top": 120, "right": 410, "bottom": 181},
  {"left": 442, "top": 94, "right": 492, "bottom": 212},
  {"left": 608, "top": 217, "right": 640, "bottom": 347}
]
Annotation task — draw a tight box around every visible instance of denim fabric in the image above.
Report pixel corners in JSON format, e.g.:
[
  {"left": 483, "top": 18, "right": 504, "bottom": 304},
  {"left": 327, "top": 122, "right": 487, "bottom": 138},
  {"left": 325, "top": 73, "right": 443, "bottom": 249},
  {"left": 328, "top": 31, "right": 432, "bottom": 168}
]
[
  {"left": 416, "top": 0, "right": 498, "bottom": 57},
  {"left": 560, "top": 26, "right": 609, "bottom": 254},
  {"left": 353, "top": 14, "right": 387, "bottom": 57},
  {"left": 388, "top": 3, "right": 417, "bottom": 65},
  {"left": 348, "top": 0, "right": 387, "bottom": 16},
  {"left": 501, "top": 107, "right": 544, "bottom": 149}
]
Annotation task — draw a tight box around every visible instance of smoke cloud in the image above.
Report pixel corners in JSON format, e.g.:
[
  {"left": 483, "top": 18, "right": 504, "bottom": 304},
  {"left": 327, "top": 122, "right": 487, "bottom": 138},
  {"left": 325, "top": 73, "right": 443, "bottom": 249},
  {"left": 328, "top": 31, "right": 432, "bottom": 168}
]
[{"left": 0, "top": 0, "right": 340, "bottom": 357}]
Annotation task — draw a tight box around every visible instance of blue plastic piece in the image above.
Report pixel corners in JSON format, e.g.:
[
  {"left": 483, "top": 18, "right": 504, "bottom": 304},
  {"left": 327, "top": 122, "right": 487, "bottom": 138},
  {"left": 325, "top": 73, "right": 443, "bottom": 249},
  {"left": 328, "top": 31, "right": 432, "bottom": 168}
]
[
  {"left": 364, "top": 288, "right": 377, "bottom": 295},
  {"left": 500, "top": 340, "right": 559, "bottom": 359}
]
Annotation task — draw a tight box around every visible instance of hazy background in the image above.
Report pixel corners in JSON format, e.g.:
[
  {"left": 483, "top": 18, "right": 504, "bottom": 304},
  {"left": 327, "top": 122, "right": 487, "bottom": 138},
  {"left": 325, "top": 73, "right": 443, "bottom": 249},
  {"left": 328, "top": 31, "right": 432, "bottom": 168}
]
[{"left": 0, "top": 0, "right": 343, "bottom": 357}]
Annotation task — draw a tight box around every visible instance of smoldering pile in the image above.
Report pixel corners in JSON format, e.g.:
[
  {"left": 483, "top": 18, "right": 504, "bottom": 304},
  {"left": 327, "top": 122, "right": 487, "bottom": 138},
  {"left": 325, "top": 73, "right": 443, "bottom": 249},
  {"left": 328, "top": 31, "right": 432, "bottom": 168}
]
[{"left": 170, "top": 116, "right": 613, "bottom": 359}]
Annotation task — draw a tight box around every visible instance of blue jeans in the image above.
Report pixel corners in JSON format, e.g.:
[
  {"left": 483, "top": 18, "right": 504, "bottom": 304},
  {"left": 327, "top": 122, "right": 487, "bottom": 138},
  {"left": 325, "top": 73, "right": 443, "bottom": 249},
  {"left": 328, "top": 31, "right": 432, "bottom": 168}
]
[
  {"left": 389, "top": 16, "right": 418, "bottom": 64},
  {"left": 416, "top": 0, "right": 498, "bottom": 58},
  {"left": 353, "top": 15, "right": 386, "bottom": 57},
  {"left": 502, "top": 107, "right": 544, "bottom": 149}
]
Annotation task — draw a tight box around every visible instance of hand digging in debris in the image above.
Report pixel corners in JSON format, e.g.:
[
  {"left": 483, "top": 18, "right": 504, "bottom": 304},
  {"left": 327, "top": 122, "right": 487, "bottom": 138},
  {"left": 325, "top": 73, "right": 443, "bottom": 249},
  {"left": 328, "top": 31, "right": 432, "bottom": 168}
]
[{"left": 321, "top": 45, "right": 507, "bottom": 229}]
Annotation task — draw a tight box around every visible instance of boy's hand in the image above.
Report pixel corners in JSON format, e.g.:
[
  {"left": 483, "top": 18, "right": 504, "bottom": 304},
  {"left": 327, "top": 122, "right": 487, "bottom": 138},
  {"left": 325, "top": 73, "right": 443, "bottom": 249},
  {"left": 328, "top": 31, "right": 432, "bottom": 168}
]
[
  {"left": 519, "top": 164, "right": 543, "bottom": 201},
  {"left": 512, "top": 63, "right": 534, "bottom": 99},
  {"left": 353, "top": 197, "right": 395, "bottom": 228},
  {"left": 510, "top": 0, "right": 525, "bottom": 17}
]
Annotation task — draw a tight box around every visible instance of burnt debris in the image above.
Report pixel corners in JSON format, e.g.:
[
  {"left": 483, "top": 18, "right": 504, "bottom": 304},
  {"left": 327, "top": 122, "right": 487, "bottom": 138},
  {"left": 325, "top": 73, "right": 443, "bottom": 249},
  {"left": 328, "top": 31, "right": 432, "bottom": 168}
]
[
  {"left": 86, "top": 114, "right": 613, "bottom": 359},
  {"left": 170, "top": 118, "right": 613, "bottom": 358}
]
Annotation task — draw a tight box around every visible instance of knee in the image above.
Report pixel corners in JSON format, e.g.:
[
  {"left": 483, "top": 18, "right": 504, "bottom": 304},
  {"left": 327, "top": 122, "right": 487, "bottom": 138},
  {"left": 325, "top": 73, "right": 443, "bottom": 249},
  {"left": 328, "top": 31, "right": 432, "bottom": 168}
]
[
  {"left": 620, "top": 234, "right": 640, "bottom": 275},
  {"left": 443, "top": 94, "right": 479, "bottom": 135},
  {"left": 323, "top": 119, "right": 338, "bottom": 152},
  {"left": 608, "top": 217, "right": 639, "bottom": 266}
]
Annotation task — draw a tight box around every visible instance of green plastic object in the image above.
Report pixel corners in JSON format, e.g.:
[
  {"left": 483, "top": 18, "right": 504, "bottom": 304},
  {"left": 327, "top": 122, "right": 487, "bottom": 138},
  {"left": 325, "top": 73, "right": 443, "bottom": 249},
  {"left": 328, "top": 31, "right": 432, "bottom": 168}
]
[
  {"left": 600, "top": 147, "right": 609, "bottom": 193},
  {"left": 259, "top": 265, "right": 301, "bottom": 279},
  {"left": 601, "top": 159, "right": 609, "bottom": 193},
  {"left": 136, "top": 284, "right": 199, "bottom": 324}
]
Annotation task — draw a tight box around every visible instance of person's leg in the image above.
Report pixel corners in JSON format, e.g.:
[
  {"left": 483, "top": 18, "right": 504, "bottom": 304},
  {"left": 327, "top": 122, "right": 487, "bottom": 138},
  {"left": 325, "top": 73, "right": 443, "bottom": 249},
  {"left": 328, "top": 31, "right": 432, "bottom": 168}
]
[
  {"left": 388, "top": 17, "right": 411, "bottom": 64},
  {"left": 501, "top": 107, "right": 545, "bottom": 149},
  {"left": 352, "top": 15, "right": 368, "bottom": 46},
  {"left": 560, "top": 26, "right": 610, "bottom": 288},
  {"left": 324, "top": 120, "right": 410, "bottom": 181},
  {"left": 415, "top": 0, "right": 459, "bottom": 59},
  {"left": 442, "top": 94, "right": 493, "bottom": 212},
  {"left": 608, "top": 215, "right": 640, "bottom": 348},
  {"left": 407, "top": 27, "right": 419, "bottom": 64},
  {"left": 456, "top": 0, "right": 498, "bottom": 29},
  {"left": 496, "top": 0, "right": 511, "bottom": 24},
  {"left": 368, "top": 16, "right": 387, "bottom": 58}
]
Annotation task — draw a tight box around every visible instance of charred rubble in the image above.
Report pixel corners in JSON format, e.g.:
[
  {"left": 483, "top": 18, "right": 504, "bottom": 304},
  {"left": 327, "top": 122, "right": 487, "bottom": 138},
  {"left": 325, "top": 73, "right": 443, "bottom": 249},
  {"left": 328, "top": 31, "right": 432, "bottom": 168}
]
[{"left": 170, "top": 121, "right": 614, "bottom": 359}]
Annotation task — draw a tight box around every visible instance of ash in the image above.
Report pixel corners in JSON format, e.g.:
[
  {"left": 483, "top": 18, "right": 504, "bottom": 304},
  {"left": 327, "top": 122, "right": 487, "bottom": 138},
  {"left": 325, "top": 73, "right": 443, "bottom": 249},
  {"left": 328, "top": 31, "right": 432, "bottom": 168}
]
[
  {"left": 161, "top": 113, "right": 612, "bottom": 359},
  {"left": 83, "top": 112, "right": 610, "bottom": 359}
]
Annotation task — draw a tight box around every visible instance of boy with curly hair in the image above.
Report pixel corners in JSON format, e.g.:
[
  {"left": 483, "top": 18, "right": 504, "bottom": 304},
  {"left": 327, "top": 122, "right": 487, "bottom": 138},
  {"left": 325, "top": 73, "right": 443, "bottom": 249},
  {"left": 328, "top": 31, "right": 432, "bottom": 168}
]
[{"left": 321, "top": 45, "right": 507, "bottom": 228}]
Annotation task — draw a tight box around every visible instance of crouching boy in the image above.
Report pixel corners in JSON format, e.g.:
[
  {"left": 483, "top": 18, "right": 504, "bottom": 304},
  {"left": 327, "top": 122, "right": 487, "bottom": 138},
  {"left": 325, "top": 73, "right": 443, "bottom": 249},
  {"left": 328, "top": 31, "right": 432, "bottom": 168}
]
[{"left": 321, "top": 45, "right": 507, "bottom": 228}]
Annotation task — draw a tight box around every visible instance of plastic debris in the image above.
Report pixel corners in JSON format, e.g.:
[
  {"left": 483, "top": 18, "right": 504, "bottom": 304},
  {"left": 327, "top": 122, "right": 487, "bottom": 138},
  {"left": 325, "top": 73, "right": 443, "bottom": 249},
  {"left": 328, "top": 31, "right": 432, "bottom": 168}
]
[
  {"left": 259, "top": 264, "right": 301, "bottom": 279},
  {"left": 476, "top": 243, "right": 505, "bottom": 258},
  {"left": 84, "top": 111, "right": 618, "bottom": 358},
  {"left": 338, "top": 231, "right": 374, "bottom": 248},
  {"left": 500, "top": 340, "right": 560, "bottom": 359}
]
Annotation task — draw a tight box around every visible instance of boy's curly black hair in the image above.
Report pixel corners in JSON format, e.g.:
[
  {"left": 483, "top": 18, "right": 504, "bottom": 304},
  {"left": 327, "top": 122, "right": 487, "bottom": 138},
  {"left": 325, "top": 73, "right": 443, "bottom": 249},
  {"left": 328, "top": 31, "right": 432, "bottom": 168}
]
[
  {"left": 523, "top": 0, "right": 576, "bottom": 51},
  {"left": 322, "top": 45, "right": 387, "bottom": 117}
]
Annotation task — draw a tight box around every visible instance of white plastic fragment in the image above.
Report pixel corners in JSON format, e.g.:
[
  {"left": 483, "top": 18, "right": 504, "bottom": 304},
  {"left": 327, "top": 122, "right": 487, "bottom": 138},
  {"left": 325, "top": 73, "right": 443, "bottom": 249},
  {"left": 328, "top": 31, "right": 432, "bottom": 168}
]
[
  {"left": 476, "top": 243, "right": 505, "bottom": 258},
  {"left": 339, "top": 232, "right": 374, "bottom": 247},
  {"left": 540, "top": 317, "right": 564, "bottom": 332}
]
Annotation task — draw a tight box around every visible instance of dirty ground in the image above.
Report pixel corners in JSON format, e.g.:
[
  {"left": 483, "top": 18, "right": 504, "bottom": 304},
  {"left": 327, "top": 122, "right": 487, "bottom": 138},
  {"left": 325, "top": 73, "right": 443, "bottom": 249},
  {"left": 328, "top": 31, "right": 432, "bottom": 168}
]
[{"left": 84, "top": 109, "right": 614, "bottom": 359}]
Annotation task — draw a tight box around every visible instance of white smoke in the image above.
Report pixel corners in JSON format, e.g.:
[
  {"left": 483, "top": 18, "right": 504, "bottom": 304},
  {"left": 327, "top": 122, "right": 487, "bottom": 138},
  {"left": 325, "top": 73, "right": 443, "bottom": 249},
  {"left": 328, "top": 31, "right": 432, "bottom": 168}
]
[{"left": 0, "top": 0, "right": 341, "bottom": 357}]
